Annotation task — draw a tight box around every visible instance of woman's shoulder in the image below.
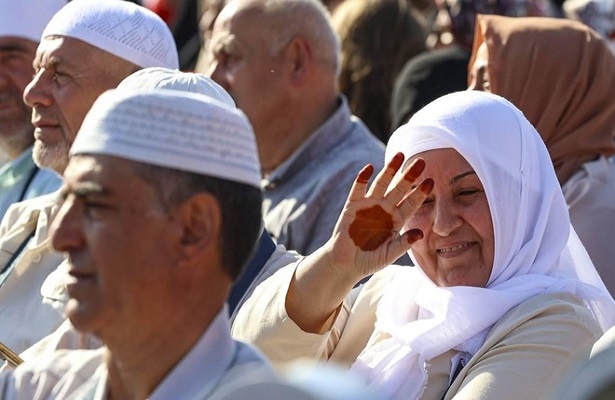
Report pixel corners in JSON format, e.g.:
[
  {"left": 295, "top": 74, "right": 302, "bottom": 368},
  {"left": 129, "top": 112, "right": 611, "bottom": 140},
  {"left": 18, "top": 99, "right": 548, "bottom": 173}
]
[
  {"left": 483, "top": 292, "right": 602, "bottom": 355},
  {"left": 447, "top": 293, "right": 603, "bottom": 400}
]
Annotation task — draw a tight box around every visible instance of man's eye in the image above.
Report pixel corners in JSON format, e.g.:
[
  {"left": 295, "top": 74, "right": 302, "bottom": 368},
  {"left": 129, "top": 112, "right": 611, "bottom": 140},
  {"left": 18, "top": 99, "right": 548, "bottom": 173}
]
[{"left": 82, "top": 202, "right": 108, "bottom": 218}]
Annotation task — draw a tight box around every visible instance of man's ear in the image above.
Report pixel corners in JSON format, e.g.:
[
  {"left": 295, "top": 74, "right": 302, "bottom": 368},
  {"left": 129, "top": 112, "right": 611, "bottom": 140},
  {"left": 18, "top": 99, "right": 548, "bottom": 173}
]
[
  {"left": 177, "top": 193, "right": 221, "bottom": 257},
  {"left": 283, "top": 36, "right": 313, "bottom": 84}
]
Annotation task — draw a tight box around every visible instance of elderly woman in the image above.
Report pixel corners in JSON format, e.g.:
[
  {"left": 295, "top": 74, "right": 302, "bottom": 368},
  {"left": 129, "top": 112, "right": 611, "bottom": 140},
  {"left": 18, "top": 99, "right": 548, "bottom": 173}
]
[
  {"left": 467, "top": 15, "right": 615, "bottom": 295},
  {"left": 232, "top": 91, "right": 615, "bottom": 400}
]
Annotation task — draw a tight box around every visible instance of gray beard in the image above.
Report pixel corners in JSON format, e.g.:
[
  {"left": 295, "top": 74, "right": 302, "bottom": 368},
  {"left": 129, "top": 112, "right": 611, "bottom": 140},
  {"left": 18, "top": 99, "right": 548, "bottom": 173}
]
[{"left": 33, "top": 139, "right": 70, "bottom": 175}]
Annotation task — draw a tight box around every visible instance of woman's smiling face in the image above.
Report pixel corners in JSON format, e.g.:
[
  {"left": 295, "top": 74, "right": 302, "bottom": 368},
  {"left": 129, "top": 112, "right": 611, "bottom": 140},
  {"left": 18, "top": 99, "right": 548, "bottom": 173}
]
[{"left": 407, "top": 148, "right": 494, "bottom": 287}]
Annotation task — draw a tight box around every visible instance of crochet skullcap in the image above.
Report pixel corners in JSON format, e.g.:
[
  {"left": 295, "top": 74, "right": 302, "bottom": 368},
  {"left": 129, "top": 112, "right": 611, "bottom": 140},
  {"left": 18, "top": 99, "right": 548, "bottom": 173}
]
[
  {"left": 118, "top": 67, "right": 235, "bottom": 107},
  {"left": 42, "top": 0, "right": 179, "bottom": 69},
  {"left": 71, "top": 89, "right": 261, "bottom": 187}
]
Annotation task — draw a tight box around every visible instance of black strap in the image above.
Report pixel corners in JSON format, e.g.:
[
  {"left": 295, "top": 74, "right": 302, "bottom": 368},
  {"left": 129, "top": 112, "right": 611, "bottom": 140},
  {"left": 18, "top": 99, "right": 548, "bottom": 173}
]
[
  {"left": 441, "top": 356, "right": 466, "bottom": 400},
  {"left": 17, "top": 166, "right": 39, "bottom": 202},
  {"left": 227, "top": 230, "right": 276, "bottom": 315},
  {"left": 0, "top": 229, "right": 36, "bottom": 287}
]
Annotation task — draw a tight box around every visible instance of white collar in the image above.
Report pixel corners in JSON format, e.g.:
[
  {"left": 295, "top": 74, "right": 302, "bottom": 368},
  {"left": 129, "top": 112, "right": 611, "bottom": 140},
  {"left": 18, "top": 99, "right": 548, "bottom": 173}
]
[{"left": 150, "top": 306, "right": 236, "bottom": 400}]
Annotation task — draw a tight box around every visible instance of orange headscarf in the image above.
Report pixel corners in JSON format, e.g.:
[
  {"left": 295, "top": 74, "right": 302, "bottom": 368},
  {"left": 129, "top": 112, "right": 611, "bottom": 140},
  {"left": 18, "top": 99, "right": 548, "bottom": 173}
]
[{"left": 469, "top": 15, "right": 615, "bottom": 184}]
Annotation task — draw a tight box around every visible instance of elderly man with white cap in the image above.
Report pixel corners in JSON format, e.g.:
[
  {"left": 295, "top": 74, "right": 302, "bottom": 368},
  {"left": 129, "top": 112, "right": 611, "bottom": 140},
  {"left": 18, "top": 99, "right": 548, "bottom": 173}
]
[
  {"left": 0, "top": 0, "right": 65, "bottom": 220},
  {"left": 0, "top": 88, "right": 278, "bottom": 399},
  {"left": 0, "top": 0, "right": 178, "bottom": 357}
]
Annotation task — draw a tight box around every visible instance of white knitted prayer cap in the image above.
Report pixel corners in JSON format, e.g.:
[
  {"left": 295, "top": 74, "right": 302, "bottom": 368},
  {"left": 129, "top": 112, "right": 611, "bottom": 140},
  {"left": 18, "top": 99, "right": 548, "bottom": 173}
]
[
  {"left": 71, "top": 89, "right": 261, "bottom": 187},
  {"left": 0, "top": 0, "right": 66, "bottom": 42},
  {"left": 118, "top": 67, "right": 235, "bottom": 107},
  {"left": 42, "top": 0, "right": 179, "bottom": 69}
]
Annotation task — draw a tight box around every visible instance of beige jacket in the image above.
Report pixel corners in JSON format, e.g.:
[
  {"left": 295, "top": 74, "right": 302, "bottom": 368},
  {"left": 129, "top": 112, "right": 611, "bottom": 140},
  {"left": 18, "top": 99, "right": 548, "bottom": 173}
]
[
  {"left": 0, "top": 310, "right": 278, "bottom": 399},
  {"left": 0, "top": 192, "right": 70, "bottom": 354},
  {"left": 232, "top": 264, "right": 603, "bottom": 400}
]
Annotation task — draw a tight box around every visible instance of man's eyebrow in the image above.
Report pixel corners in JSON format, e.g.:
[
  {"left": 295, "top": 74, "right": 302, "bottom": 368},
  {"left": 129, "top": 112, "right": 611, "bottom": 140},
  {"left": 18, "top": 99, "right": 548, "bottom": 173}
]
[
  {"left": 450, "top": 170, "right": 476, "bottom": 185},
  {"left": 67, "top": 182, "right": 110, "bottom": 198},
  {"left": 0, "top": 43, "right": 30, "bottom": 53}
]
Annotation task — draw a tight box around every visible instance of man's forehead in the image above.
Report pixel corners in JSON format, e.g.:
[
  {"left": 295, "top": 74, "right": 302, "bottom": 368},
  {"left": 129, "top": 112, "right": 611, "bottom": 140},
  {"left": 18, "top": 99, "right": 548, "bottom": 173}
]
[
  {"left": 210, "top": 9, "right": 270, "bottom": 53},
  {"left": 35, "top": 36, "right": 103, "bottom": 66},
  {"left": 65, "top": 154, "right": 140, "bottom": 184},
  {"left": 216, "top": 1, "right": 263, "bottom": 31}
]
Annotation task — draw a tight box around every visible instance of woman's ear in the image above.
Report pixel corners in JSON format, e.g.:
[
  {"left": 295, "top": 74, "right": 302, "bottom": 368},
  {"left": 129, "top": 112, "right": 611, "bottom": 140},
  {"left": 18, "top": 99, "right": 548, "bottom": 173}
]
[{"left": 177, "top": 193, "right": 222, "bottom": 257}]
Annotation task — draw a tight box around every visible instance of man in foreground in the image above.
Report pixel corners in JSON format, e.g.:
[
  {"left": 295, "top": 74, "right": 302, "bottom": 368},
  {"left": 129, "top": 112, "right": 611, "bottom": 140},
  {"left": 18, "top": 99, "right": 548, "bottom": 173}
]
[{"left": 0, "top": 88, "right": 276, "bottom": 399}]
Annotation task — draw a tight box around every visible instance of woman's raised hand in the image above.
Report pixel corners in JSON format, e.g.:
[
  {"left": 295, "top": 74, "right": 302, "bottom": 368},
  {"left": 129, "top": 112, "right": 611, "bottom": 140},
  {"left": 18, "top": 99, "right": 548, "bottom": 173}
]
[
  {"left": 286, "top": 153, "right": 433, "bottom": 333},
  {"left": 324, "top": 152, "right": 433, "bottom": 281}
]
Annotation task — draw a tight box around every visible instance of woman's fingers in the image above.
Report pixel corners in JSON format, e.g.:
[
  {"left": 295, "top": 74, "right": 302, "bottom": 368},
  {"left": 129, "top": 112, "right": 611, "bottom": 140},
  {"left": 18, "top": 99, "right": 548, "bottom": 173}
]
[
  {"left": 388, "top": 228, "right": 424, "bottom": 260},
  {"left": 397, "top": 178, "right": 434, "bottom": 221},
  {"left": 347, "top": 164, "right": 374, "bottom": 202},
  {"left": 385, "top": 158, "right": 426, "bottom": 207},
  {"left": 366, "top": 152, "right": 405, "bottom": 198}
]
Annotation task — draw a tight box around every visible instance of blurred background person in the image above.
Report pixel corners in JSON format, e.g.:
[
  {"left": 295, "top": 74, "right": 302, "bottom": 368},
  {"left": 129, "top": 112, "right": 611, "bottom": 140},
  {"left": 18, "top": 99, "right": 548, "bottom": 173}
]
[
  {"left": 390, "top": 0, "right": 552, "bottom": 130},
  {"left": 331, "top": 0, "right": 426, "bottom": 143},
  {"left": 206, "top": 0, "right": 386, "bottom": 256},
  {"left": 564, "top": 0, "right": 615, "bottom": 54},
  {"left": 0, "top": 0, "right": 65, "bottom": 220}
]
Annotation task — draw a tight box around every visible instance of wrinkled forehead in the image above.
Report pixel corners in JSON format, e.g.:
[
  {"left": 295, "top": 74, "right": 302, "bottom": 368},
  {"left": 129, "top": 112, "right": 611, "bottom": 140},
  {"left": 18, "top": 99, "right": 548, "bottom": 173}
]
[{"left": 35, "top": 36, "right": 101, "bottom": 66}]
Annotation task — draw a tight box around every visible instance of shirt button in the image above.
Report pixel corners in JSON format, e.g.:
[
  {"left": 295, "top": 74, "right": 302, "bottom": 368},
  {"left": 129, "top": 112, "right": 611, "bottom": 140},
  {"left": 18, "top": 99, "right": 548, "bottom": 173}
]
[{"left": 31, "top": 252, "right": 42, "bottom": 263}]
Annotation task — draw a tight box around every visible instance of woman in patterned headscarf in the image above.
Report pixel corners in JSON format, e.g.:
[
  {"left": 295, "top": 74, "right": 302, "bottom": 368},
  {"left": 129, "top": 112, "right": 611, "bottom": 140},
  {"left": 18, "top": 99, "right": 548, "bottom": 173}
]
[{"left": 468, "top": 15, "right": 615, "bottom": 296}]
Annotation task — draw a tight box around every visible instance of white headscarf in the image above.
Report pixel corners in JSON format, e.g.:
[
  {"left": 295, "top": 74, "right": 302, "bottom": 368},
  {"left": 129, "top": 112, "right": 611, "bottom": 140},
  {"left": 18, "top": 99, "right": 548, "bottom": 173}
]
[{"left": 349, "top": 91, "right": 615, "bottom": 399}]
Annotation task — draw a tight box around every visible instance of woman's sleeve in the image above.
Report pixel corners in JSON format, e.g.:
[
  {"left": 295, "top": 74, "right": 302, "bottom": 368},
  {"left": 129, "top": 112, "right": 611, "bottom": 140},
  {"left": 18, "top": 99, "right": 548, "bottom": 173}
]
[{"left": 231, "top": 263, "right": 392, "bottom": 369}]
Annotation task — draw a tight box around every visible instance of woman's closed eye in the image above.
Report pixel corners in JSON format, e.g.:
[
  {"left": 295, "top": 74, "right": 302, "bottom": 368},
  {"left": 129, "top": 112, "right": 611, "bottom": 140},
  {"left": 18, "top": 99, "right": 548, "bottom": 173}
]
[
  {"left": 457, "top": 189, "right": 482, "bottom": 197},
  {"left": 420, "top": 197, "right": 434, "bottom": 207}
]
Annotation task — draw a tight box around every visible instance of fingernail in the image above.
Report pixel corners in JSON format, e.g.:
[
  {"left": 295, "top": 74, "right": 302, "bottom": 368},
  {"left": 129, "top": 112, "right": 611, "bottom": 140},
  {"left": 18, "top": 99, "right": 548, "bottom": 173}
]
[
  {"left": 419, "top": 178, "right": 434, "bottom": 194},
  {"left": 388, "top": 152, "right": 404, "bottom": 171},
  {"left": 357, "top": 164, "right": 374, "bottom": 183},
  {"left": 406, "top": 228, "right": 424, "bottom": 243},
  {"left": 405, "top": 158, "right": 426, "bottom": 181}
]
